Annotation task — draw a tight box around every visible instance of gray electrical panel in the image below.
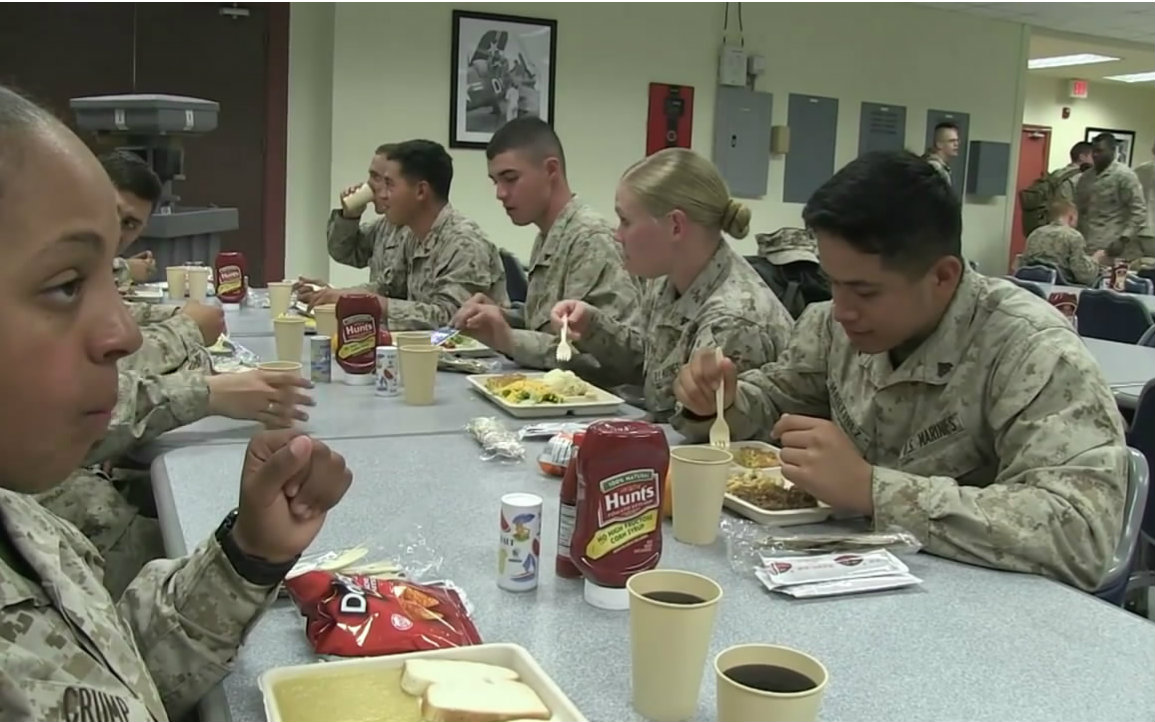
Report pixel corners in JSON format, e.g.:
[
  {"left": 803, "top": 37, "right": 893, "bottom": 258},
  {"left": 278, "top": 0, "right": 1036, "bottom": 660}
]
[
  {"left": 858, "top": 102, "right": 906, "bottom": 156},
  {"left": 784, "top": 94, "right": 839, "bottom": 204},
  {"left": 965, "top": 141, "right": 1011, "bottom": 197},
  {"left": 712, "top": 87, "right": 773, "bottom": 198},
  {"left": 925, "top": 109, "right": 970, "bottom": 199}
]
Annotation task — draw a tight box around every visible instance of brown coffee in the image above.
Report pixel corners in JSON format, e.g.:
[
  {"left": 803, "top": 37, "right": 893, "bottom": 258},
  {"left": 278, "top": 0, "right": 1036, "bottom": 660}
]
[
  {"left": 642, "top": 590, "right": 705, "bottom": 605},
  {"left": 724, "top": 663, "right": 816, "bottom": 693}
]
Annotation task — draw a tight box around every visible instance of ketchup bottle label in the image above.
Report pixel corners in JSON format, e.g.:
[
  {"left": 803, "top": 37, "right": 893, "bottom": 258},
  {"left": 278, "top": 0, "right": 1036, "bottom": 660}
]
[
  {"left": 585, "top": 469, "right": 661, "bottom": 560},
  {"left": 217, "top": 265, "right": 243, "bottom": 296},
  {"left": 338, "top": 314, "right": 377, "bottom": 361}
]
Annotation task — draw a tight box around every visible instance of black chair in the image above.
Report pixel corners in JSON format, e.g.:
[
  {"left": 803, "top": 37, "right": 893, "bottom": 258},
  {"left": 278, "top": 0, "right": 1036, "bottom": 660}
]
[
  {"left": 1097, "top": 273, "right": 1155, "bottom": 295},
  {"left": 1139, "top": 326, "right": 1155, "bottom": 348},
  {"left": 1125, "top": 381, "right": 1155, "bottom": 615},
  {"left": 1096, "top": 447, "right": 1150, "bottom": 606},
  {"left": 1075, "top": 289, "right": 1154, "bottom": 344},
  {"left": 1007, "top": 277, "right": 1047, "bottom": 299},
  {"left": 1013, "top": 264, "right": 1058, "bottom": 284},
  {"left": 499, "top": 249, "right": 528, "bottom": 304}
]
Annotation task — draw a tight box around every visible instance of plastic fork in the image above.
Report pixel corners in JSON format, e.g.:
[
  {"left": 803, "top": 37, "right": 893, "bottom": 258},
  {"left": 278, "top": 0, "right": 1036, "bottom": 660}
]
[
  {"left": 556, "top": 315, "right": 574, "bottom": 363},
  {"left": 708, "top": 347, "right": 730, "bottom": 450}
]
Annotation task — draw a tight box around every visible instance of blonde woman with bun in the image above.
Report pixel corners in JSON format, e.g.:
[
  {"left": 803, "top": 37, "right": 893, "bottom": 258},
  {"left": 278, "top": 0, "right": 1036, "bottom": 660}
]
[{"left": 551, "top": 148, "right": 794, "bottom": 422}]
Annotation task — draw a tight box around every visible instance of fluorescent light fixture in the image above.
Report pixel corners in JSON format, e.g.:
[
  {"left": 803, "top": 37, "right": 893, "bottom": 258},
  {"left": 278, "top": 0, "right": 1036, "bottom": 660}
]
[
  {"left": 1103, "top": 71, "right": 1155, "bottom": 83},
  {"left": 1028, "top": 53, "right": 1119, "bottom": 69}
]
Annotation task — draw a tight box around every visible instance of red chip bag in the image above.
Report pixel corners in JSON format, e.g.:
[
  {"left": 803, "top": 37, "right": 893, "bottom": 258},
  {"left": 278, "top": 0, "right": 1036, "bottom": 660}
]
[{"left": 284, "top": 571, "right": 482, "bottom": 656}]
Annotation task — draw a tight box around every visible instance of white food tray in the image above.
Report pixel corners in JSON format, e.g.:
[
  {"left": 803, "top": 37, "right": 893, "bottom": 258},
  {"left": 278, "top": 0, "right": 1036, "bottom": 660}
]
[
  {"left": 721, "top": 441, "right": 833, "bottom": 527},
  {"left": 467, "top": 373, "right": 623, "bottom": 418},
  {"left": 260, "top": 642, "right": 587, "bottom": 722}
]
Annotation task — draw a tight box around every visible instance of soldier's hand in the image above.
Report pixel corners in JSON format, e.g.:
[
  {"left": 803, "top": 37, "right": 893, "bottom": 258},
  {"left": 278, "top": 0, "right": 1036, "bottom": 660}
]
[
  {"left": 340, "top": 184, "right": 368, "bottom": 218},
  {"left": 674, "top": 348, "right": 737, "bottom": 418},
  {"left": 294, "top": 276, "right": 328, "bottom": 305},
  {"left": 549, "top": 300, "right": 593, "bottom": 340},
  {"left": 450, "top": 293, "right": 495, "bottom": 328},
  {"left": 1091, "top": 249, "right": 1107, "bottom": 264},
  {"left": 772, "top": 415, "right": 873, "bottom": 514},
  {"left": 126, "top": 257, "right": 154, "bottom": 283},
  {"left": 233, "top": 430, "right": 353, "bottom": 564},
  {"left": 208, "top": 370, "right": 315, "bottom": 428},
  {"left": 182, "top": 300, "right": 227, "bottom": 346},
  {"left": 456, "top": 303, "right": 513, "bottom": 355},
  {"left": 307, "top": 287, "right": 344, "bottom": 311}
]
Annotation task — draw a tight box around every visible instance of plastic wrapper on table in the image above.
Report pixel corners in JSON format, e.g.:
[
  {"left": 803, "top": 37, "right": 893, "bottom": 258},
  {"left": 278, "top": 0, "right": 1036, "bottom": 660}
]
[
  {"left": 466, "top": 416, "right": 526, "bottom": 461},
  {"left": 722, "top": 516, "right": 923, "bottom": 573},
  {"left": 439, "top": 355, "right": 503, "bottom": 375}
]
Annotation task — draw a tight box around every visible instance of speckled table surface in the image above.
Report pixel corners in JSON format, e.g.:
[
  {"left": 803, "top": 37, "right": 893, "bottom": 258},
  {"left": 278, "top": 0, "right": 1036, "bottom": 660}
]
[{"left": 154, "top": 434, "right": 1155, "bottom": 722}]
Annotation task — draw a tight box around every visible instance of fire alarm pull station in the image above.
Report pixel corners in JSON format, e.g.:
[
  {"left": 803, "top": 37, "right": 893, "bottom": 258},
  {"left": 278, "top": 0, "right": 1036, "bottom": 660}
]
[{"left": 646, "top": 83, "right": 695, "bottom": 156}]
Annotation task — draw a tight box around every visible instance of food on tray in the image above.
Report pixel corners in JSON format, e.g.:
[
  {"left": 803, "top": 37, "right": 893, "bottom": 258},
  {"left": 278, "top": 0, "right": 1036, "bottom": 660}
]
[
  {"left": 483, "top": 370, "right": 592, "bottom": 405},
  {"left": 270, "top": 659, "right": 550, "bottom": 722},
  {"left": 207, "top": 334, "right": 234, "bottom": 355},
  {"left": 735, "top": 446, "right": 780, "bottom": 469},
  {"left": 726, "top": 468, "right": 816, "bottom": 511},
  {"left": 441, "top": 334, "right": 482, "bottom": 350}
]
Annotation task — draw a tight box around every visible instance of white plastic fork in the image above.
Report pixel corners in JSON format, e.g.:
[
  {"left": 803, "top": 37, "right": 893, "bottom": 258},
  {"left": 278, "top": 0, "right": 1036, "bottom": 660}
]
[
  {"left": 555, "top": 315, "right": 574, "bottom": 363},
  {"left": 708, "top": 347, "right": 730, "bottom": 450}
]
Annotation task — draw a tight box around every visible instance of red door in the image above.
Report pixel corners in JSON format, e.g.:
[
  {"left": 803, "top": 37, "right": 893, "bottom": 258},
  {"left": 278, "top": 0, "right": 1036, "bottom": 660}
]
[{"left": 1010, "top": 126, "right": 1052, "bottom": 270}]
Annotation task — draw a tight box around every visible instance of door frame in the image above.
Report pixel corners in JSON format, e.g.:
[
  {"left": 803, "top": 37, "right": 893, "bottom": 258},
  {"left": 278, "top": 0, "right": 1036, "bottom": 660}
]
[
  {"left": 1009, "top": 124, "right": 1053, "bottom": 270},
  {"left": 261, "top": 2, "right": 290, "bottom": 283},
  {"left": 1021, "top": 124, "right": 1052, "bottom": 166}
]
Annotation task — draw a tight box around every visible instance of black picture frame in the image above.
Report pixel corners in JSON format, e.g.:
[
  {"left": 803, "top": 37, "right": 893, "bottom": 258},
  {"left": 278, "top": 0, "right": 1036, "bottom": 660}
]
[
  {"left": 1084, "top": 127, "right": 1136, "bottom": 166},
  {"left": 449, "top": 10, "right": 557, "bottom": 150}
]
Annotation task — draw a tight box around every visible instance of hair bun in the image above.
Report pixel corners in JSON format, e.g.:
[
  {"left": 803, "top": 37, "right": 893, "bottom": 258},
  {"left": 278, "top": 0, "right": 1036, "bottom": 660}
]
[{"left": 721, "top": 199, "right": 751, "bottom": 239}]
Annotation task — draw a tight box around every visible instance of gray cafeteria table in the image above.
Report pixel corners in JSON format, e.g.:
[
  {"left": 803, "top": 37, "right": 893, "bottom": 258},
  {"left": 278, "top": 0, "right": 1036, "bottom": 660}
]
[
  {"left": 1084, "top": 337, "right": 1155, "bottom": 409},
  {"left": 154, "top": 435, "right": 1155, "bottom": 722},
  {"left": 1034, "top": 283, "right": 1155, "bottom": 314}
]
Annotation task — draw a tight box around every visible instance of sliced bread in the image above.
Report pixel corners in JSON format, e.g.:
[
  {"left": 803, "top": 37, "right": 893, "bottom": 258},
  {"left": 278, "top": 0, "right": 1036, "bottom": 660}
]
[
  {"left": 421, "top": 679, "right": 551, "bottom": 722},
  {"left": 401, "top": 659, "right": 520, "bottom": 697}
]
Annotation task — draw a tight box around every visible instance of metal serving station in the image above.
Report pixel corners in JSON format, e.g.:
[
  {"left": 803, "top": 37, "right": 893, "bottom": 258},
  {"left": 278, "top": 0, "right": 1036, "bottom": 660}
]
[{"left": 69, "top": 93, "right": 239, "bottom": 270}]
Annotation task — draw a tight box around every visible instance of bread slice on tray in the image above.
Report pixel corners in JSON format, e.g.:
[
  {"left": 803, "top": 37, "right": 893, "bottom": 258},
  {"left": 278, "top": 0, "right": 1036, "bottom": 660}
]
[
  {"left": 421, "top": 679, "right": 551, "bottom": 722},
  {"left": 401, "top": 659, "right": 520, "bottom": 696}
]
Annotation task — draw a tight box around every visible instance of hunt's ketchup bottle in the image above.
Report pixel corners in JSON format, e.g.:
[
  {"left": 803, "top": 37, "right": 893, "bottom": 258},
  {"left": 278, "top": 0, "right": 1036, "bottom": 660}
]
[
  {"left": 335, "top": 293, "right": 380, "bottom": 385},
  {"left": 555, "top": 432, "right": 586, "bottom": 579},
  {"left": 569, "top": 420, "right": 668, "bottom": 610},
  {"left": 214, "top": 251, "right": 247, "bottom": 304}
]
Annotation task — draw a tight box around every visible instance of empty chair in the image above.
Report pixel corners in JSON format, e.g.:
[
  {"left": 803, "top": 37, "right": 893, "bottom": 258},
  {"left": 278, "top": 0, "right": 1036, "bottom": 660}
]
[
  {"left": 1075, "top": 289, "right": 1154, "bottom": 344},
  {"left": 1007, "top": 276, "right": 1047, "bottom": 299},
  {"left": 1096, "top": 447, "right": 1150, "bottom": 606},
  {"left": 1014, "top": 264, "right": 1058, "bottom": 284},
  {"left": 1097, "top": 273, "right": 1155, "bottom": 295},
  {"left": 1139, "top": 325, "right": 1155, "bottom": 348},
  {"left": 499, "top": 249, "right": 528, "bottom": 304},
  {"left": 1125, "top": 381, "right": 1155, "bottom": 615}
]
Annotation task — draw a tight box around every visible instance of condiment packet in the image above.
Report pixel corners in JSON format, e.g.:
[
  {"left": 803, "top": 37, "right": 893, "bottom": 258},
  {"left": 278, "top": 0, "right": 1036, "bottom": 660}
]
[
  {"left": 537, "top": 432, "right": 576, "bottom": 476},
  {"left": 518, "top": 421, "right": 593, "bottom": 440},
  {"left": 757, "top": 571, "right": 923, "bottom": 598},
  {"left": 431, "top": 326, "right": 460, "bottom": 346},
  {"left": 756, "top": 548, "right": 919, "bottom": 596}
]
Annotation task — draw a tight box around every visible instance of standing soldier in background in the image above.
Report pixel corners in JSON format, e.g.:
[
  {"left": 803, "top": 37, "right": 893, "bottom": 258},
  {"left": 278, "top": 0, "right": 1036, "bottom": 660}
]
[
  {"left": 923, "top": 121, "right": 960, "bottom": 186},
  {"left": 452, "top": 117, "right": 641, "bottom": 383},
  {"left": 1133, "top": 139, "right": 1155, "bottom": 264},
  {"left": 1076, "top": 132, "right": 1148, "bottom": 260},
  {"left": 1056, "top": 141, "right": 1093, "bottom": 203}
]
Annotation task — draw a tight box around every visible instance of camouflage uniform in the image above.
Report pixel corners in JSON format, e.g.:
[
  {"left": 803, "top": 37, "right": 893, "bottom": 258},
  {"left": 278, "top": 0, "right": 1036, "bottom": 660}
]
[
  {"left": 120, "top": 313, "right": 209, "bottom": 377},
  {"left": 0, "top": 487, "right": 276, "bottom": 721},
  {"left": 1075, "top": 160, "right": 1148, "bottom": 257},
  {"left": 387, "top": 204, "right": 508, "bottom": 330},
  {"left": 112, "top": 256, "right": 133, "bottom": 291},
  {"left": 675, "top": 269, "right": 1126, "bottom": 591},
  {"left": 1054, "top": 162, "right": 1085, "bottom": 204},
  {"left": 756, "top": 227, "right": 819, "bottom": 264},
  {"left": 126, "top": 301, "right": 181, "bottom": 326},
  {"left": 326, "top": 210, "right": 409, "bottom": 298},
  {"left": 1134, "top": 160, "right": 1154, "bottom": 255},
  {"left": 925, "top": 154, "right": 952, "bottom": 186},
  {"left": 84, "top": 371, "right": 211, "bottom": 467},
  {"left": 1019, "top": 222, "right": 1101, "bottom": 287},
  {"left": 579, "top": 242, "right": 795, "bottom": 422},
  {"left": 506, "top": 197, "right": 642, "bottom": 381}
]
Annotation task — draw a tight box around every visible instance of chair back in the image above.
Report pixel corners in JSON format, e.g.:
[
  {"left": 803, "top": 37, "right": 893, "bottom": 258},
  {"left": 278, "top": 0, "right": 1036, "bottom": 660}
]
[
  {"left": 1127, "top": 380, "right": 1155, "bottom": 542},
  {"left": 1075, "top": 289, "right": 1154, "bottom": 344},
  {"left": 1007, "top": 277, "right": 1047, "bottom": 299},
  {"left": 499, "top": 249, "right": 529, "bottom": 304},
  {"left": 1014, "top": 264, "right": 1058, "bottom": 284},
  {"left": 1095, "top": 447, "right": 1150, "bottom": 605},
  {"left": 1097, "top": 273, "right": 1155, "bottom": 295}
]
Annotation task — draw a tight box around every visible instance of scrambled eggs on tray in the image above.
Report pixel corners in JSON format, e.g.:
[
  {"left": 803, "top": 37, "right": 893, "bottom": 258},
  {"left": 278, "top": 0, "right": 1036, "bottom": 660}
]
[{"left": 484, "top": 370, "right": 591, "bottom": 405}]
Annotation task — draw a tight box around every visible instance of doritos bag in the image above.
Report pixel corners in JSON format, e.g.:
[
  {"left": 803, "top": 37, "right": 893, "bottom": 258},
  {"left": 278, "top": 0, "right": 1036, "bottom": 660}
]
[{"left": 284, "top": 571, "right": 482, "bottom": 657}]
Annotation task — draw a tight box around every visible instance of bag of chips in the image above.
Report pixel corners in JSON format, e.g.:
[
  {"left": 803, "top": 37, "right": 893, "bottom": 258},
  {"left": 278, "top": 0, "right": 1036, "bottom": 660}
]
[
  {"left": 537, "top": 431, "right": 577, "bottom": 476},
  {"left": 284, "top": 571, "right": 482, "bottom": 657}
]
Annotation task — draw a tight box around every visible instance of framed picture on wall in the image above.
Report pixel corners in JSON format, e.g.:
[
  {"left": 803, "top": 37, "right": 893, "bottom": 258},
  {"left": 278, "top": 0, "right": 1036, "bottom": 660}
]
[
  {"left": 450, "top": 10, "right": 557, "bottom": 149},
  {"left": 1084, "top": 127, "right": 1136, "bottom": 166}
]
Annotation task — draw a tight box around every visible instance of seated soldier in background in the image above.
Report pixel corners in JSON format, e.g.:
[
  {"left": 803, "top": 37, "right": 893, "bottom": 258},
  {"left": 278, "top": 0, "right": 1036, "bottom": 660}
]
[
  {"left": 1018, "top": 198, "right": 1104, "bottom": 287},
  {"left": 550, "top": 148, "right": 794, "bottom": 422},
  {"left": 451, "top": 117, "right": 641, "bottom": 382},
  {"left": 674, "top": 151, "right": 1126, "bottom": 592},
  {"left": 302, "top": 140, "right": 507, "bottom": 329},
  {"left": 296, "top": 143, "right": 409, "bottom": 303}
]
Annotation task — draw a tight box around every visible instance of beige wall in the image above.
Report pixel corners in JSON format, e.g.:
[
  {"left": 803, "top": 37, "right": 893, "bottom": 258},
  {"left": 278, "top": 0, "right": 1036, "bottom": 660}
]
[
  {"left": 1023, "top": 75, "right": 1155, "bottom": 172},
  {"left": 286, "top": 2, "right": 1031, "bottom": 285}
]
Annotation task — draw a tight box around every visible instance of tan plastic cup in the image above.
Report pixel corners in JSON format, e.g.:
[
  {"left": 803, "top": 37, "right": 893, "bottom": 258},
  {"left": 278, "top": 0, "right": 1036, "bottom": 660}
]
[
  {"left": 341, "top": 183, "right": 374, "bottom": 214},
  {"left": 258, "top": 361, "right": 302, "bottom": 376},
  {"left": 268, "top": 281, "right": 294, "bottom": 318},
  {"left": 715, "top": 644, "right": 828, "bottom": 722},
  {"left": 392, "top": 331, "right": 433, "bottom": 348},
  {"left": 186, "top": 266, "right": 210, "bottom": 302},
  {"left": 273, "top": 316, "right": 307, "bottom": 362},
  {"left": 313, "top": 304, "right": 338, "bottom": 339},
  {"left": 166, "top": 266, "right": 188, "bottom": 299},
  {"left": 399, "top": 346, "right": 439, "bottom": 405},
  {"left": 627, "top": 569, "right": 723, "bottom": 722},
  {"left": 669, "top": 446, "right": 733, "bottom": 545}
]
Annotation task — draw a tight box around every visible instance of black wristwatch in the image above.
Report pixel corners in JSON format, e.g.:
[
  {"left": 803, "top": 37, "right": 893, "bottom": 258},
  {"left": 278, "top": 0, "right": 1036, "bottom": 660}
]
[{"left": 215, "top": 509, "right": 300, "bottom": 586}]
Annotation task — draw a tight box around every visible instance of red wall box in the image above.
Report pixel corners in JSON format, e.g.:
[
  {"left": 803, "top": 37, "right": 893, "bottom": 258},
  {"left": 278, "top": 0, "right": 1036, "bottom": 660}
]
[{"left": 646, "top": 83, "right": 694, "bottom": 156}]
